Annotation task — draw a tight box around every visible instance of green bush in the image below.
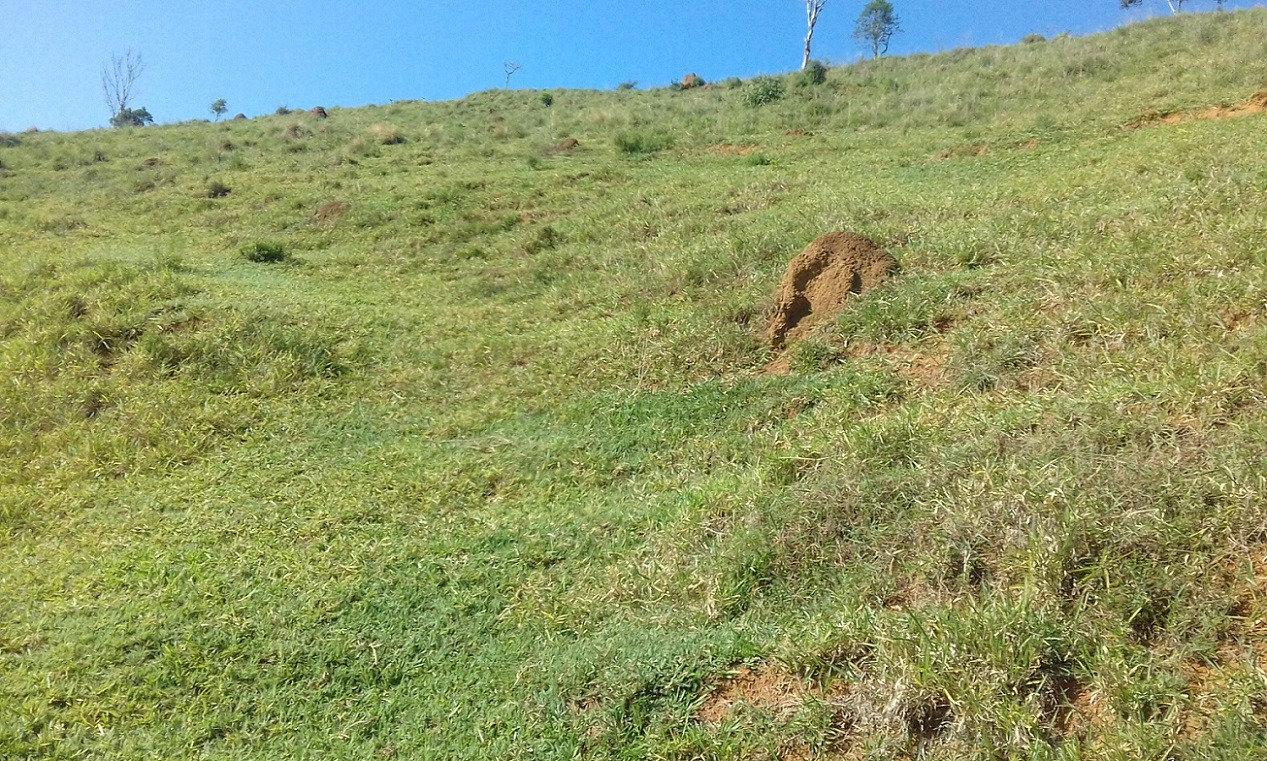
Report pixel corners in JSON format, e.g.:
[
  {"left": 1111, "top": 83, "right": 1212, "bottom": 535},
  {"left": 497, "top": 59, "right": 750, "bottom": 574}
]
[
  {"left": 614, "top": 129, "right": 675, "bottom": 155},
  {"left": 742, "top": 77, "right": 785, "bottom": 107},
  {"left": 540, "top": 92, "right": 554, "bottom": 107},
  {"left": 110, "top": 107, "right": 153, "bottom": 128},
  {"left": 616, "top": 81, "right": 637, "bottom": 91},
  {"left": 240, "top": 242, "right": 288, "bottom": 263},
  {"left": 798, "top": 60, "right": 829, "bottom": 87},
  {"left": 1022, "top": 33, "right": 1046, "bottom": 44},
  {"left": 206, "top": 180, "right": 231, "bottom": 198},
  {"left": 723, "top": 77, "right": 743, "bottom": 89}
]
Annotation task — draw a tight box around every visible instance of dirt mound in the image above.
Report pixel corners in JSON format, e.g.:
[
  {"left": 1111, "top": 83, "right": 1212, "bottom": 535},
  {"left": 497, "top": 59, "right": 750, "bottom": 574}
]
[
  {"left": 767, "top": 232, "right": 896, "bottom": 349},
  {"left": 310, "top": 106, "right": 328, "bottom": 119}
]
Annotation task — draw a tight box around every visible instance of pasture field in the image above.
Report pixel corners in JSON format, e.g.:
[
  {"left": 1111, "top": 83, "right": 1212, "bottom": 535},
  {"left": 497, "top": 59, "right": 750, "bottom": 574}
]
[{"left": 3, "top": 10, "right": 1267, "bottom": 759}]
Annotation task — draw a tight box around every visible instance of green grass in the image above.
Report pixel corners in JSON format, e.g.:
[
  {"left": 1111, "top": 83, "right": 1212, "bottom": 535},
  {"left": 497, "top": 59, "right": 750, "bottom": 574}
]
[{"left": 4, "top": 9, "right": 1267, "bottom": 759}]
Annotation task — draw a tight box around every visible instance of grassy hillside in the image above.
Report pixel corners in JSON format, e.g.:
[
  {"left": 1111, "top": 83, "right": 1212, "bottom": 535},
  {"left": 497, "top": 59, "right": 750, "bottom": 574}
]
[{"left": 3, "top": 9, "right": 1267, "bottom": 759}]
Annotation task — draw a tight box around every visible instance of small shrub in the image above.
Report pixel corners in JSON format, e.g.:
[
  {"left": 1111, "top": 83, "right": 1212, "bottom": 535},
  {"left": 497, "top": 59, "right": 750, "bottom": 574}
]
[
  {"left": 206, "top": 180, "right": 231, "bottom": 198},
  {"left": 744, "top": 153, "right": 773, "bottom": 167},
  {"left": 539, "top": 92, "right": 554, "bottom": 107},
  {"left": 523, "top": 225, "right": 561, "bottom": 255},
  {"left": 616, "top": 81, "right": 637, "bottom": 91},
  {"left": 798, "top": 60, "right": 829, "bottom": 87},
  {"left": 614, "top": 129, "right": 675, "bottom": 155},
  {"left": 0, "top": 132, "right": 23, "bottom": 147},
  {"left": 1022, "top": 33, "right": 1046, "bottom": 44},
  {"left": 240, "top": 242, "right": 288, "bottom": 263},
  {"left": 275, "top": 106, "right": 292, "bottom": 116},
  {"left": 723, "top": 77, "right": 743, "bottom": 89},
  {"left": 346, "top": 137, "right": 380, "bottom": 159},
  {"left": 742, "top": 77, "right": 785, "bottom": 108},
  {"left": 369, "top": 124, "right": 405, "bottom": 145}
]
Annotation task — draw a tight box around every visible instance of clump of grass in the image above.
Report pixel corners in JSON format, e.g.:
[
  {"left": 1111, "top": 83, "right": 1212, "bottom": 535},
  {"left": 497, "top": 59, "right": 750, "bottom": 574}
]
[
  {"left": 0, "top": 132, "right": 21, "bottom": 147},
  {"left": 206, "top": 179, "right": 230, "bottom": 198},
  {"left": 742, "top": 76, "right": 785, "bottom": 107},
  {"left": 369, "top": 124, "right": 405, "bottom": 145},
  {"left": 239, "top": 241, "right": 288, "bottom": 263},
  {"left": 539, "top": 92, "right": 554, "bottom": 107},
  {"left": 614, "top": 129, "right": 675, "bottom": 155}
]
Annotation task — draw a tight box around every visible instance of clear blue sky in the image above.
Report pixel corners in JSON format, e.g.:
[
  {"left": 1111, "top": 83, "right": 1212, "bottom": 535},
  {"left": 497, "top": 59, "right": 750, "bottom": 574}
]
[{"left": 1, "top": 0, "right": 1257, "bottom": 132}]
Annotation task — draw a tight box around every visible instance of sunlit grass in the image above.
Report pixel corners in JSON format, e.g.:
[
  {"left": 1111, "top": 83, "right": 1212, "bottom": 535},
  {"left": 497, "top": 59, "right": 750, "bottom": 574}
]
[{"left": 3, "top": 9, "right": 1267, "bottom": 759}]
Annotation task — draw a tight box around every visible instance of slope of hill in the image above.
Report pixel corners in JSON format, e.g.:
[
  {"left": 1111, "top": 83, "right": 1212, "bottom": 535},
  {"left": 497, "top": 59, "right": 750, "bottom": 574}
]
[{"left": 3, "top": 9, "right": 1267, "bottom": 759}]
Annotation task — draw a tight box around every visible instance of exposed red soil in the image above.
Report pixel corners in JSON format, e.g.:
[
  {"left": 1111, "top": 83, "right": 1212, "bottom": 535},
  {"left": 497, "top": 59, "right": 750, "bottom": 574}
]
[
  {"left": 766, "top": 232, "right": 897, "bottom": 350},
  {"left": 1130, "top": 90, "right": 1267, "bottom": 128},
  {"left": 697, "top": 666, "right": 849, "bottom": 726},
  {"left": 698, "top": 667, "right": 808, "bottom": 725},
  {"left": 715, "top": 144, "right": 760, "bottom": 156}
]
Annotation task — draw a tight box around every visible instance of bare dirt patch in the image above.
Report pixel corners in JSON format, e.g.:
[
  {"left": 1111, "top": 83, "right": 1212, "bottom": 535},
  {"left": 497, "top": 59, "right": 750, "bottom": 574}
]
[
  {"left": 698, "top": 665, "right": 849, "bottom": 726},
  {"left": 766, "top": 232, "right": 897, "bottom": 350},
  {"left": 699, "top": 667, "right": 807, "bottom": 725},
  {"left": 1130, "top": 90, "right": 1267, "bottom": 128},
  {"left": 715, "top": 144, "right": 760, "bottom": 156}
]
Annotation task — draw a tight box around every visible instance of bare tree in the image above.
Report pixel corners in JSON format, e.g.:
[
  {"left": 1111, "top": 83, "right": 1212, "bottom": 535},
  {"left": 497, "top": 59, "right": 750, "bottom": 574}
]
[
  {"left": 1120, "top": 0, "right": 1188, "bottom": 12},
  {"left": 102, "top": 50, "right": 145, "bottom": 122},
  {"left": 503, "top": 61, "right": 520, "bottom": 89},
  {"left": 803, "top": 1, "right": 828, "bottom": 71}
]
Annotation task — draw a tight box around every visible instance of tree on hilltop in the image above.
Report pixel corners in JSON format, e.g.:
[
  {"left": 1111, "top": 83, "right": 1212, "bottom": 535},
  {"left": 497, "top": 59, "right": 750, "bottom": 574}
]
[
  {"left": 854, "top": 0, "right": 900, "bottom": 59},
  {"left": 211, "top": 99, "right": 228, "bottom": 121},
  {"left": 1120, "top": 0, "right": 1188, "bottom": 12},
  {"left": 802, "top": 1, "right": 828, "bottom": 71},
  {"left": 102, "top": 50, "right": 147, "bottom": 127}
]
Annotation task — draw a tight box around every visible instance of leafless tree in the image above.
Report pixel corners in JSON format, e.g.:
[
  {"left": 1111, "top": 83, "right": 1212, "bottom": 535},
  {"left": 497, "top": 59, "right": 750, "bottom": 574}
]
[
  {"left": 503, "top": 61, "right": 521, "bottom": 89},
  {"left": 803, "top": 1, "right": 828, "bottom": 71},
  {"left": 102, "top": 50, "right": 145, "bottom": 121},
  {"left": 1120, "top": 0, "right": 1188, "bottom": 13}
]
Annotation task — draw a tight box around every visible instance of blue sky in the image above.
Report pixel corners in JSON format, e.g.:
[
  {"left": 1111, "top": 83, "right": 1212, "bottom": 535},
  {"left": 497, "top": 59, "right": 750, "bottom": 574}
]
[{"left": 1, "top": 0, "right": 1257, "bottom": 132}]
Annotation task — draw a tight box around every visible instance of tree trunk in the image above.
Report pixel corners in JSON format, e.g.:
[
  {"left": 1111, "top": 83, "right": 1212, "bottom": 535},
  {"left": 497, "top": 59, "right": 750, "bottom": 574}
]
[{"left": 802, "top": 1, "right": 824, "bottom": 71}]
